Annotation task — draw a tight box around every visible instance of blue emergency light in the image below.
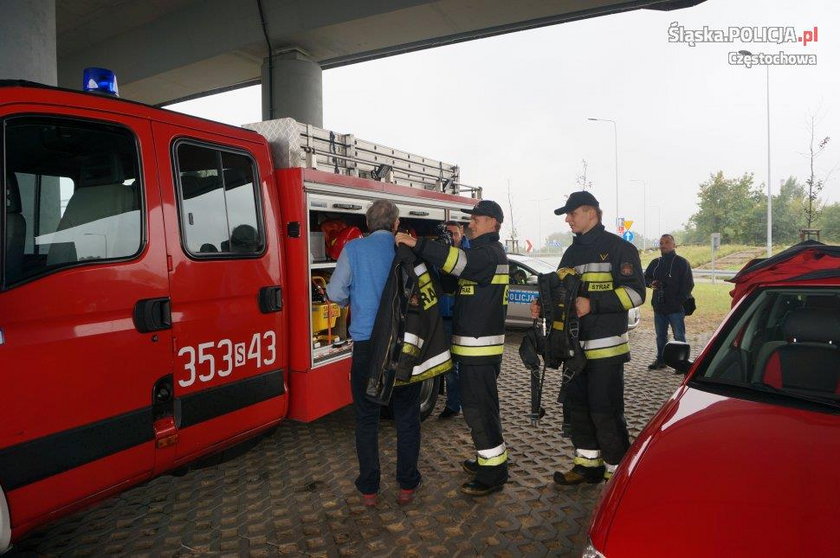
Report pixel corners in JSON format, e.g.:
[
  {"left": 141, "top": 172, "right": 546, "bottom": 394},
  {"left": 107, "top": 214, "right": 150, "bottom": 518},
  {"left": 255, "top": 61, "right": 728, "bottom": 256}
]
[{"left": 82, "top": 67, "right": 119, "bottom": 96}]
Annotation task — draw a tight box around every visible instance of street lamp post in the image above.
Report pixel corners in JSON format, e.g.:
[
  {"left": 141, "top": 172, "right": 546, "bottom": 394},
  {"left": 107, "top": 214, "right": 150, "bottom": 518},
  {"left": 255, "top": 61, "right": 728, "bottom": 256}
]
[
  {"left": 739, "top": 50, "right": 772, "bottom": 257},
  {"left": 630, "top": 179, "right": 647, "bottom": 250},
  {"left": 588, "top": 117, "right": 619, "bottom": 232}
]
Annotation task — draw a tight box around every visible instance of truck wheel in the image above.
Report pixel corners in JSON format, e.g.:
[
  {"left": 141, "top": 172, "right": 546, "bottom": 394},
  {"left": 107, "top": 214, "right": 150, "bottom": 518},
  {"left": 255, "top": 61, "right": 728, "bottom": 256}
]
[
  {"left": 418, "top": 375, "right": 440, "bottom": 421},
  {"left": 381, "top": 375, "right": 441, "bottom": 422}
]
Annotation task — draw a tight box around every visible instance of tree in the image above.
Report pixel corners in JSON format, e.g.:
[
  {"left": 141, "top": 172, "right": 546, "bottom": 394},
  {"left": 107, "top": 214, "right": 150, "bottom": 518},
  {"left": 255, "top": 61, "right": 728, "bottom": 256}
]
[
  {"left": 544, "top": 230, "right": 574, "bottom": 252},
  {"left": 802, "top": 113, "right": 832, "bottom": 228},
  {"left": 685, "top": 171, "right": 763, "bottom": 244},
  {"left": 818, "top": 202, "right": 840, "bottom": 243},
  {"left": 771, "top": 177, "right": 808, "bottom": 245},
  {"left": 508, "top": 180, "right": 517, "bottom": 244},
  {"left": 576, "top": 159, "right": 593, "bottom": 191}
]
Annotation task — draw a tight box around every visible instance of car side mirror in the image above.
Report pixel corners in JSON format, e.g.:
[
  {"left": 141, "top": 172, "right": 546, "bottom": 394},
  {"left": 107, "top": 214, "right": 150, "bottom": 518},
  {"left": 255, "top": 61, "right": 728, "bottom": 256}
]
[
  {"left": 526, "top": 275, "right": 538, "bottom": 285},
  {"left": 663, "top": 341, "right": 693, "bottom": 373}
]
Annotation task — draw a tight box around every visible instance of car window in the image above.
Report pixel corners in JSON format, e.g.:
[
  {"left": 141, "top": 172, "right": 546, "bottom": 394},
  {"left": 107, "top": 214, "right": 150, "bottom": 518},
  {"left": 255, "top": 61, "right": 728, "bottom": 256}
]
[
  {"left": 509, "top": 263, "right": 531, "bottom": 285},
  {"left": 174, "top": 142, "right": 264, "bottom": 257},
  {"left": 3, "top": 116, "right": 142, "bottom": 288},
  {"left": 697, "top": 287, "right": 840, "bottom": 403},
  {"left": 511, "top": 256, "right": 556, "bottom": 274}
]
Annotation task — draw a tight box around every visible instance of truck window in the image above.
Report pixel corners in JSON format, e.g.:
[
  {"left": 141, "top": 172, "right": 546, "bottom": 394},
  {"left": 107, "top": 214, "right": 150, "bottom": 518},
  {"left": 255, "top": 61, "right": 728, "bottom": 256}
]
[
  {"left": 2, "top": 117, "right": 142, "bottom": 287},
  {"left": 174, "top": 142, "right": 264, "bottom": 256}
]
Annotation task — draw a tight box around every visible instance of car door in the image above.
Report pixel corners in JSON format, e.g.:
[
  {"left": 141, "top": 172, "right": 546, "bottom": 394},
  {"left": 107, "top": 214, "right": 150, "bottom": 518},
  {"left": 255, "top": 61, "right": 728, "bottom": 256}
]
[
  {"left": 506, "top": 260, "right": 540, "bottom": 326},
  {"left": 150, "top": 123, "right": 287, "bottom": 463},
  {"left": 0, "top": 111, "right": 166, "bottom": 529}
]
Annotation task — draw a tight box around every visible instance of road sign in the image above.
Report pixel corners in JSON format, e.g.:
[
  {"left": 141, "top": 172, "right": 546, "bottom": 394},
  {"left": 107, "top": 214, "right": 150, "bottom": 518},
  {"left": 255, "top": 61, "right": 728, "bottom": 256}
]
[
  {"left": 624, "top": 220, "right": 634, "bottom": 231},
  {"left": 622, "top": 231, "right": 635, "bottom": 242},
  {"left": 525, "top": 239, "right": 533, "bottom": 253},
  {"left": 711, "top": 232, "right": 721, "bottom": 250}
]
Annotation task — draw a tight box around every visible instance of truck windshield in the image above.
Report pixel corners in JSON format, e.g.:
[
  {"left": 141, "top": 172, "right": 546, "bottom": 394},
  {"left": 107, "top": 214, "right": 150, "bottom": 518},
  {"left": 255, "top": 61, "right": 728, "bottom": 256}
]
[
  {"left": 695, "top": 287, "right": 840, "bottom": 407},
  {"left": 2, "top": 116, "right": 142, "bottom": 287}
]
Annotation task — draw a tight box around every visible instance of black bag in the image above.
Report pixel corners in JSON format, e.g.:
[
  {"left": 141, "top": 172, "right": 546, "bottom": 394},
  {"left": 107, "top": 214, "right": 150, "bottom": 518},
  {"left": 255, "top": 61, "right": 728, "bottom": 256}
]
[{"left": 683, "top": 296, "right": 696, "bottom": 316}]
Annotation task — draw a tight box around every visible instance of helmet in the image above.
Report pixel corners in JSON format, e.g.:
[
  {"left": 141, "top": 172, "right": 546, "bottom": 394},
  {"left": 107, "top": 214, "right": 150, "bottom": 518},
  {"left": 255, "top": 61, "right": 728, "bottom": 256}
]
[{"left": 326, "top": 225, "right": 363, "bottom": 260}]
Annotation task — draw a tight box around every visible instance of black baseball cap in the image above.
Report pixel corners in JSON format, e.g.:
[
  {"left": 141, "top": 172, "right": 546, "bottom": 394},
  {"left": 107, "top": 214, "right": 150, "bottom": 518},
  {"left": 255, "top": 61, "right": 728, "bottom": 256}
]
[
  {"left": 554, "top": 191, "right": 600, "bottom": 215},
  {"left": 464, "top": 199, "right": 504, "bottom": 223}
]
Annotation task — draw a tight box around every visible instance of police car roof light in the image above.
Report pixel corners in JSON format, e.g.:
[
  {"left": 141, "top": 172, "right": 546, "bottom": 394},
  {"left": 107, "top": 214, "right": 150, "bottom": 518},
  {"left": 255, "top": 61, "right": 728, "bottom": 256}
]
[{"left": 82, "top": 67, "right": 119, "bottom": 96}]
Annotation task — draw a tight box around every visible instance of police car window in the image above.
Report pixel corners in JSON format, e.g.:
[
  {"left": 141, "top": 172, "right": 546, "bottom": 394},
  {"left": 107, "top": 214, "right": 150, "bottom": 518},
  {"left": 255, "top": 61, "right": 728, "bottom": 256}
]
[
  {"left": 3, "top": 117, "right": 142, "bottom": 287},
  {"left": 510, "top": 264, "right": 529, "bottom": 285},
  {"left": 174, "top": 143, "right": 263, "bottom": 256}
]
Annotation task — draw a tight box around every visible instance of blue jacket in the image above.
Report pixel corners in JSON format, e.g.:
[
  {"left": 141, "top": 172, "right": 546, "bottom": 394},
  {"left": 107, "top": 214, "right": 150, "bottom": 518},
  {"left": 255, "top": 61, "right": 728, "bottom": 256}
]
[{"left": 326, "top": 229, "right": 395, "bottom": 341}]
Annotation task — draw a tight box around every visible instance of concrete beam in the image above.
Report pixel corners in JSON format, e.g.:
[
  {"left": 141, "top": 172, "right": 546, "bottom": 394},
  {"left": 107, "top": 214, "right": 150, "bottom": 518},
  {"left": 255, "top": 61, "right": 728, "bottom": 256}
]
[{"left": 0, "top": 0, "right": 56, "bottom": 85}]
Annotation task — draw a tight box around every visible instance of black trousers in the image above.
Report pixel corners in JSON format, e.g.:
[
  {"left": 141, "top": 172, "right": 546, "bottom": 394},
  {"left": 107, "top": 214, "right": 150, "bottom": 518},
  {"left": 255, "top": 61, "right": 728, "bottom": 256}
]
[
  {"left": 350, "top": 341, "right": 422, "bottom": 494},
  {"left": 460, "top": 362, "right": 508, "bottom": 485},
  {"left": 565, "top": 359, "right": 630, "bottom": 465}
]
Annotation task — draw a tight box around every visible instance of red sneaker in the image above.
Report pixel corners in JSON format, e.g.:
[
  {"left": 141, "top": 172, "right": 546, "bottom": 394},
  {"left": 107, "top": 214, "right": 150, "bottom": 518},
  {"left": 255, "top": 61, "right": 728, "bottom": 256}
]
[
  {"left": 397, "top": 481, "right": 421, "bottom": 505},
  {"left": 362, "top": 493, "right": 377, "bottom": 507}
]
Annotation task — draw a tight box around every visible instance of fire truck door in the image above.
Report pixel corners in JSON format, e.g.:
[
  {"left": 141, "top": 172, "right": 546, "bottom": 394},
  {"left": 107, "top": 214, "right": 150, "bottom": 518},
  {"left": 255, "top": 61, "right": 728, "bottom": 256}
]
[
  {"left": 151, "top": 125, "right": 286, "bottom": 463},
  {"left": 0, "top": 114, "right": 167, "bottom": 525}
]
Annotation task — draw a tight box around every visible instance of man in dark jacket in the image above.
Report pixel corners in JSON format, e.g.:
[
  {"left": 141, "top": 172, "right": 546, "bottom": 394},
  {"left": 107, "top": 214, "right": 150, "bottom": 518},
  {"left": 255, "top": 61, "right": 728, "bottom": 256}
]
[
  {"left": 536, "top": 190, "right": 646, "bottom": 484},
  {"left": 644, "top": 234, "right": 694, "bottom": 370},
  {"left": 438, "top": 221, "right": 470, "bottom": 419},
  {"left": 396, "top": 200, "right": 509, "bottom": 496}
]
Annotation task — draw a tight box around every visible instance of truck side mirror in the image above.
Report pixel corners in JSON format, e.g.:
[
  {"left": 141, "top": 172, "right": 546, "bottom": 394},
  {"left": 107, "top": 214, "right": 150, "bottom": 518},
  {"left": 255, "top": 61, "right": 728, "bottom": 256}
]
[{"left": 663, "top": 341, "right": 693, "bottom": 373}]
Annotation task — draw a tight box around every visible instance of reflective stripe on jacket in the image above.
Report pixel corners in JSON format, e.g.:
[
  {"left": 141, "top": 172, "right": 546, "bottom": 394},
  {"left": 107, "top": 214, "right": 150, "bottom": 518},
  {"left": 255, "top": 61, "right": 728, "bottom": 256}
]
[
  {"left": 560, "top": 224, "right": 645, "bottom": 363},
  {"left": 414, "top": 232, "right": 508, "bottom": 365},
  {"left": 368, "top": 245, "right": 453, "bottom": 390}
]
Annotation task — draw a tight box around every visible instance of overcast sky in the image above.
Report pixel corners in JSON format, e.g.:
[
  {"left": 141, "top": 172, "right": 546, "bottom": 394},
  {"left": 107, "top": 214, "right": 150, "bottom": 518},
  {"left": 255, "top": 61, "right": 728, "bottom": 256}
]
[{"left": 169, "top": 0, "right": 838, "bottom": 249}]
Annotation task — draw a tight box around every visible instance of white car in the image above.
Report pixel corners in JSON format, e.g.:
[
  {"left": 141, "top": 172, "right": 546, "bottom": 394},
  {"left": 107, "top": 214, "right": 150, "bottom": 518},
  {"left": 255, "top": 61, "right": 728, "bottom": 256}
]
[{"left": 506, "top": 253, "right": 641, "bottom": 330}]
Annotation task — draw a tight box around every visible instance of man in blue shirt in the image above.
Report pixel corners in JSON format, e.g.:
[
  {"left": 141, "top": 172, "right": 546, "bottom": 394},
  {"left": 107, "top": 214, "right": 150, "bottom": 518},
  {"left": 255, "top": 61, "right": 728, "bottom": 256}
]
[
  {"left": 438, "top": 221, "right": 471, "bottom": 419},
  {"left": 327, "top": 200, "right": 422, "bottom": 507}
]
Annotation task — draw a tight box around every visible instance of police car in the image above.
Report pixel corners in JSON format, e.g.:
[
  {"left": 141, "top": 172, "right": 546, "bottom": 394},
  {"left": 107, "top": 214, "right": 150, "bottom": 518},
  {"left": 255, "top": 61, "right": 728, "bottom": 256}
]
[{"left": 506, "top": 254, "right": 640, "bottom": 329}]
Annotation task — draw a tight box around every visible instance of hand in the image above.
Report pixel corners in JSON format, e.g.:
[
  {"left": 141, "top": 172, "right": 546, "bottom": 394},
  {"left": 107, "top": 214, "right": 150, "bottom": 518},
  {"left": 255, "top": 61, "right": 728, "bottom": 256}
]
[
  {"left": 530, "top": 299, "right": 541, "bottom": 319},
  {"left": 651, "top": 280, "right": 661, "bottom": 289},
  {"left": 395, "top": 232, "right": 417, "bottom": 247},
  {"left": 575, "top": 296, "right": 591, "bottom": 317}
]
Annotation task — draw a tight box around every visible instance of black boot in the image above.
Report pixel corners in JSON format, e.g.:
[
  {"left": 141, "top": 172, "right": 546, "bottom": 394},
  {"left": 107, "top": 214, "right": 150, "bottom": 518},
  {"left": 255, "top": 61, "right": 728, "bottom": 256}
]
[{"left": 553, "top": 464, "right": 605, "bottom": 485}]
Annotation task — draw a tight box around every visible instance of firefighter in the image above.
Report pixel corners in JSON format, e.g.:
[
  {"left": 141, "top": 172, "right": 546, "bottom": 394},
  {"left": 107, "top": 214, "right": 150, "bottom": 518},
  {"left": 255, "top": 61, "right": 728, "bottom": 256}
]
[
  {"left": 534, "top": 190, "right": 645, "bottom": 484},
  {"left": 396, "top": 200, "right": 509, "bottom": 496}
]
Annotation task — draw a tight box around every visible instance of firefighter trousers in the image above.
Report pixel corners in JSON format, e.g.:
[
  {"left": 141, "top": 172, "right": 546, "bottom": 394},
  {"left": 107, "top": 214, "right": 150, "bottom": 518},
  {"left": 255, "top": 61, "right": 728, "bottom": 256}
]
[
  {"left": 565, "top": 359, "right": 630, "bottom": 466},
  {"left": 460, "top": 362, "right": 509, "bottom": 485}
]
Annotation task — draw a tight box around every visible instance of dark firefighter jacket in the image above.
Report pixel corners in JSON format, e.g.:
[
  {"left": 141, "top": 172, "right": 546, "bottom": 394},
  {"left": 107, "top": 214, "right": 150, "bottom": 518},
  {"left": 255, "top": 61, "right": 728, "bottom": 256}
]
[
  {"left": 644, "top": 251, "right": 694, "bottom": 315},
  {"left": 559, "top": 223, "right": 645, "bottom": 363},
  {"left": 413, "top": 231, "right": 508, "bottom": 365},
  {"left": 366, "top": 245, "right": 453, "bottom": 404}
]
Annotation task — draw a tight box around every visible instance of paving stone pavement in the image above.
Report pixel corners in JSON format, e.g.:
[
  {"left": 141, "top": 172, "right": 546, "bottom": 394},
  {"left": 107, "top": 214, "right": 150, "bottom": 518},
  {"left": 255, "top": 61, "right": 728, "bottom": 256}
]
[{"left": 10, "top": 324, "right": 712, "bottom": 558}]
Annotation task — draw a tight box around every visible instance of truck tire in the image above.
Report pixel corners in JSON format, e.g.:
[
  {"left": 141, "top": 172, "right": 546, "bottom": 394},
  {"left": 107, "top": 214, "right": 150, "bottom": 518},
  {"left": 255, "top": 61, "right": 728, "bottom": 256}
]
[
  {"left": 418, "top": 375, "right": 441, "bottom": 421},
  {"left": 381, "top": 375, "right": 441, "bottom": 422}
]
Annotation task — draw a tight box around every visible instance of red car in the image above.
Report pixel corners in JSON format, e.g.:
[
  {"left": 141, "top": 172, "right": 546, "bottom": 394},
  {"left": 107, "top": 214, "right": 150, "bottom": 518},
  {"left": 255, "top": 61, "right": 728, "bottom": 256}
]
[{"left": 585, "top": 241, "right": 840, "bottom": 558}]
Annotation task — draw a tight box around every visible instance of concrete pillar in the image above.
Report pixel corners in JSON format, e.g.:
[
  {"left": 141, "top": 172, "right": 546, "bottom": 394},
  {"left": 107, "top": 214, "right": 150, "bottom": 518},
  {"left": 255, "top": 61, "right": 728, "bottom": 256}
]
[
  {"left": 261, "top": 49, "right": 322, "bottom": 126},
  {"left": 0, "top": 0, "right": 56, "bottom": 85}
]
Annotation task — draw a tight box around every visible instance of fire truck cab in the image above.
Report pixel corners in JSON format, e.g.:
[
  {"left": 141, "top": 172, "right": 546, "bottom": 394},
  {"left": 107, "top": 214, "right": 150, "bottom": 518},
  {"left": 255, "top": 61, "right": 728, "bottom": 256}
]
[{"left": 0, "top": 80, "right": 479, "bottom": 551}]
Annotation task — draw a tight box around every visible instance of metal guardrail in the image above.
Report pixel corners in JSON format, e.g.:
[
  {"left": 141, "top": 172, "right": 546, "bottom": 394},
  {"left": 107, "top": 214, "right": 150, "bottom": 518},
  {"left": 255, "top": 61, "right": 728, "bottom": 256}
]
[{"left": 693, "top": 269, "right": 737, "bottom": 278}]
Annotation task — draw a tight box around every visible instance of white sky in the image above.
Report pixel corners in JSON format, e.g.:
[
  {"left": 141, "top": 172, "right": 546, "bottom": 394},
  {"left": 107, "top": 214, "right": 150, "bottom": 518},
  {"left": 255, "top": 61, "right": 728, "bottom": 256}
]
[{"left": 169, "top": 0, "right": 838, "bottom": 249}]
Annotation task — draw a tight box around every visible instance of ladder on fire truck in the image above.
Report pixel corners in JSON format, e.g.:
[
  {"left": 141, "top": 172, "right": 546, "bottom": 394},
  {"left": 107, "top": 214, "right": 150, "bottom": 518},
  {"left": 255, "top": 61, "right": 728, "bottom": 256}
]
[{"left": 244, "top": 118, "right": 482, "bottom": 199}]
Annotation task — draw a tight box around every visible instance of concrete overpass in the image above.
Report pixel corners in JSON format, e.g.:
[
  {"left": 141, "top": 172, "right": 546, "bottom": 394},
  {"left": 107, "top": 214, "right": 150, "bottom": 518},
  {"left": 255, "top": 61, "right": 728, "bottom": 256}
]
[{"left": 1, "top": 0, "right": 704, "bottom": 125}]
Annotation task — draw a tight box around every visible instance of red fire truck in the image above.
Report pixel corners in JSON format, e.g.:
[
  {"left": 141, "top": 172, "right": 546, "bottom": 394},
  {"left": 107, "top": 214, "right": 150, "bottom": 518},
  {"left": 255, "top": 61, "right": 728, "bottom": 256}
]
[{"left": 0, "top": 78, "right": 480, "bottom": 551}]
